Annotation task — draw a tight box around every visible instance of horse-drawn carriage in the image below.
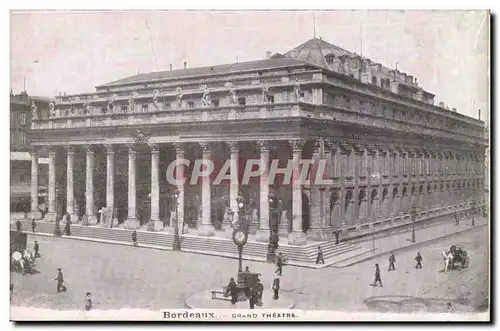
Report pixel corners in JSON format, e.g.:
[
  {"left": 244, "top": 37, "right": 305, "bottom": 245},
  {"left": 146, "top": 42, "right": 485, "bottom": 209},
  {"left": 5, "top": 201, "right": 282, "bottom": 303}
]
[
  {"left": 10, "top": 231, "right": 35, "bottom": 275},
  {"left": 442, "top": 245, "right": 470, "bottom": 272}
]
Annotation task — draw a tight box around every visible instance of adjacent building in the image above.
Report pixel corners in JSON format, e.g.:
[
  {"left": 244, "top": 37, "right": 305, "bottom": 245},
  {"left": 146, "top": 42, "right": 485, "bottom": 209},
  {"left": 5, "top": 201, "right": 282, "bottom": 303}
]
[{"left": 28, "top": 37, "right": 488, "bottom": 245}]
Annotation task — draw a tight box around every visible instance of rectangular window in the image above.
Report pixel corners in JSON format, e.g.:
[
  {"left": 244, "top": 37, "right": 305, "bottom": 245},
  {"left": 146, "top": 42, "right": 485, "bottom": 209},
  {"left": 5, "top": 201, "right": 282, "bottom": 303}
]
[
  {"left": 212, "top": 99, "right": 219, "bottom": 107},
  {"left": 121, "top": 106, "right": 127, "bottom": 112},
  {"left": 372, "top": 76, "right": 377, "bottom": 85},
  {"left": 268, "top": 95, "right": 274, "bottom": 104},
  {"left": 20, "top": 113, "right": 26, "bottom": 125},
  {"left": 142, "top": 104, "right": 148, "bottom": 112},
  {"left": 187, "top": 101, "right": 195, "bottom": 109},
  {"left": 238, "top": 97, "right": 246, "bottom": 105}
]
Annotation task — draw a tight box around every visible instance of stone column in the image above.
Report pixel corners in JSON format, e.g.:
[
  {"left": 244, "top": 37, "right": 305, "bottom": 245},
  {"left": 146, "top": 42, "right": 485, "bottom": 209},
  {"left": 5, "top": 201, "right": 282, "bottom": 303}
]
[
  {"left": 288, "top": 139, "right": 307, "bottom": 245},
  {"left": 29, "top": 146, "right": 42, "bottom": 219},
  {"left": 105, "top": 145, "right": 115, "bottom": 226},
  {"left": 149, "top": 143, "right": 162, "bottom": 231},
  {"left": 124, "top": 145, "right": 139, "bottom": 229},
  {"left": 83, "top": 145, "right": 98, "bottom": 225},
  {"left": 65, "top": 146, "right": 78, "bottom": 223},
  {"left": 173, "top": 143, "right": 186, "bottom": 234},
  {"left": 256, "top": 140, "right": 271, "bottom": 242},
  {"left": 44, "top": 147, "right": 57, "bottom": 222},
  {"left": 308, "top": 139, "right": 328, "bottom": 240},
  {"left": 228, "top": 141, "right": 240, "bottom": 230},
  {"left": 197, "top": 142, "right": 215, "bottom": 236}
]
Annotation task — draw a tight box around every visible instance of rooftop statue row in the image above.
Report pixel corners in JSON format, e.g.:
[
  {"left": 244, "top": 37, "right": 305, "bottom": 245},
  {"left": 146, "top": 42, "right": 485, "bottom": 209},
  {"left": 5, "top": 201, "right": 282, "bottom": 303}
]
[{"left": 37, "top": 81, "right": 301, "bottom": 119}]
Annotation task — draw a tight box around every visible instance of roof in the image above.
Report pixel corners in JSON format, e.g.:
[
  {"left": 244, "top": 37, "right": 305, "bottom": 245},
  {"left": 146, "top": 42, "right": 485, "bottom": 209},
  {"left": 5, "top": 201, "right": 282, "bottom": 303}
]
[
  {"left": 283, "top": 37, "right": 358, "bottom": 69},
  {"left": 98, "top": 58, "right": 313, "bottom": 88}
]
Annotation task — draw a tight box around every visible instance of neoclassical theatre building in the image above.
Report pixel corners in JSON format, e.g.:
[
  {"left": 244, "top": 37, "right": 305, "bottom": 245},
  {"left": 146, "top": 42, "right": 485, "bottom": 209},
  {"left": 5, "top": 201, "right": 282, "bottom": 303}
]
[{"left": 29, "top": 38, "right": 487, "bottom": 245}]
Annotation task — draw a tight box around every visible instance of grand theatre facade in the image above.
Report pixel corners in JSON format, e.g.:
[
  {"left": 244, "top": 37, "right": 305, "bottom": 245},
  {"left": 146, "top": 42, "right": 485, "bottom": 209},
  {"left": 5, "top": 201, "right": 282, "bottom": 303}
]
[{"left": 29, "top": 38, "right": 487, "bottom": 245}]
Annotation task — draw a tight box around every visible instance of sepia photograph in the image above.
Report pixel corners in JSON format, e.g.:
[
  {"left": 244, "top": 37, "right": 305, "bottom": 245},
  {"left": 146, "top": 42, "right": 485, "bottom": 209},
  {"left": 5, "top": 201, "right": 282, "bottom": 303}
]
[{"left": 9, "top": 9, "right": 490, "bottom": 322}]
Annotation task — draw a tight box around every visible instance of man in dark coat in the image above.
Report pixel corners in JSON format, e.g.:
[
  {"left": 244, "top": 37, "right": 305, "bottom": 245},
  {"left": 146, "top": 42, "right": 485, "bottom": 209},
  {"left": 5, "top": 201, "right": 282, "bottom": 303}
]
[
  {"left": 16, "top": 219, "right": 22, "bottom": 232},
  {"left": 132, "top": 230, "right": 138, "bottom": 246},
  {"left": 415, "top": 252, "right": 423, "bottom": 269},
  {"left": 372, "top": 263, "right": 383, "bottom": 287},
  {"left": 33, "top": 240, "right": 40, "bottom": 258},
  {"left": 276, "top": 253, "right": 284, "bottom": 276},
  {"left": 316, "top": 246, "right": 325, "bottom": 264},
  {"left": 388, "top": 252, "right": 396, "bottom": 271},
  {"left": 455, "top": 212, "right": 460, "bottom": 225},
  {"left": 271, "top": 231, "right": 279, "bottom": 251},
  {"left": 55, "top": 268, "right": 67, "bottom": 292},
  {"left": 32, "top": 219, "right": 36, "bottom": 233},
  {"left": 272, "top": 273, "right": 280, "bottom": 300},
  {"left": 333, "top": 229, "right": 340, "bottom": 245},
  {"left": 254, "top": 277, "right": 264, "bottom": 306},
  {"left": 64, "top": 215, "right": 72, "bottom": 236},
  {"left": 225, "top": 277, "right": 238, "bottom": 304}
]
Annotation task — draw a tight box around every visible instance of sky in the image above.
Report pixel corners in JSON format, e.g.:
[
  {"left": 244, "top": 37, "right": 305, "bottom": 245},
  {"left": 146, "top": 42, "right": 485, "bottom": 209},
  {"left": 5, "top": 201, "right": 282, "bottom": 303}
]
[{"left": 10, "top": 10, "right": 489, "bottom": 120}]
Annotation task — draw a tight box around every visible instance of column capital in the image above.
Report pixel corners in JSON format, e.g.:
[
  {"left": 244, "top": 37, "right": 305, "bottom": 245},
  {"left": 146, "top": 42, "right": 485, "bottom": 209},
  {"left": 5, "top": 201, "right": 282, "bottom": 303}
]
[
  {"left": 323, "top": 139, "right": 333, "bottom": 152},
  {"left": 148, "top": 142, "right": 160, "bottom": 152},
  {"left": 48, "top": 146, "right": 57, "bottom": 155},
  {"left": 227, "top": 141, "right": 239, "bottom": 153},
  {"left": 289, "top": 139, "right": 305, "bottom": 152},
  {"left": 311, "top": 139, "right": 320, "bottom": 153},
  {"left": 65, "top": 145, "right": 75, "bottom": 154},
  {"left": 172, "top": 142, "right": 184, "bottom": 153},
  {"left": 105, "top": 144, "right": 115, "bottom": 154},
  {"left": 199, "top": 142, "right": 211, "bottom": 153},
  {"left": 30, "top": 145, "right": 39, "bottom": 155},
  {"left": 257, "top": 140, "right": 270, "bottom": 152},
  {"left": 338, "top": 141, "right": 353, "bottom": 153},
  {"left": 84, "top": 145, "right": 95, "bottom": 154},
  {"left": 126, "top": 144, "right": 137, "bottom": 153},
  {"left": 365, "top": 144, "right": 378, "bottom": 154}
]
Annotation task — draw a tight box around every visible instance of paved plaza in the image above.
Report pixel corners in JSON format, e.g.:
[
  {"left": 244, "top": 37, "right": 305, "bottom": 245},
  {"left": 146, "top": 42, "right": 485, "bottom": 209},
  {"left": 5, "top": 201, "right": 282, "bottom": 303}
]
[{"left": 10, "top": 225, "right": 488, "bottom": 312}]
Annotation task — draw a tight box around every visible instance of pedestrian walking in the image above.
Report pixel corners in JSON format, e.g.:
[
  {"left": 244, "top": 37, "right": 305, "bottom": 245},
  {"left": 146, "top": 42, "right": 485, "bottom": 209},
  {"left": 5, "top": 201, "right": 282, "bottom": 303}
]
[
  {"left": 415, "top": 252, "right": 423, "bottom": 269},
  {"left": 85, "top": 292, "right": 93, "bottom": 311},
  {"left": 272, "top": 272, "right": 280, "bottom": 300},
  {"left": 372, "top": 263, "right": 383, "bottom": 287},
  {"left": 33, "top": 240, "right": 40, "bottom": 258},
  {"left": 55, "top": 268, "right": 67, "bottom": 293},
  {"left": 16, "top": 219, "right": 22, "bottom": 232},
  {"left": 455, "top": 213, "right": 460, "bottom": 225},
  {"left": 276, "top": 252, "right": 285, "bottom": 276},
  {"left": 316, "top": 246, "right": 325, "bottom": 264},
  {"left": 388, "top": 252, "right": 396, "bottom": 271},
  {"left": 32, "top": 219, "right": 36, "bottom": 233},
  {"left": 254, "top": 277, "right": 264, "bottom": 306},
  {"left": 132, "top": 230, "right": 138, "bottom": 246}
]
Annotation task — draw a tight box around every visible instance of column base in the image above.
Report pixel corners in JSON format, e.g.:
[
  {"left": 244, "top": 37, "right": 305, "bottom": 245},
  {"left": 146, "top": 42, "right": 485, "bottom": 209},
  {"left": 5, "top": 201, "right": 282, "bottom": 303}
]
[
  {"left": 288, "top": 231, "right": 307, "bottom": 246},
  {"left": 82, "top": 214, "right": 98, "bottom": 226},
  {"left": 28, "top": 210, "right": 42, "bottom": 220},
  {"left": 197, "top": 223, "right": 215, "bottom": 237},
  {"left": 278, "top": 224, "right": 289, "bottom": 238},
  {"left": 123, "top": 218, "right": 140, "bottom": 229},
  {"left": 307, "top": 227, "right": 332, "bottom": 241},
  {"left": 255, "top": 228, "right": 270, "bottom": 242},
  {"left": 148, "top": 220, "right": 164, "bottom": 232},
  {"left": 43, "top": 212, "right": 57, "bottom": 223}
]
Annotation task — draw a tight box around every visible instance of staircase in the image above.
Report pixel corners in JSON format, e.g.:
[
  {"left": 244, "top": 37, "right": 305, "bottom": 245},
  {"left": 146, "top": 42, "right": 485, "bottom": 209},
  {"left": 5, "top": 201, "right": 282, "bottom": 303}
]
[{"left": 12, "top": 219, "right": 361, "bottom": 265}]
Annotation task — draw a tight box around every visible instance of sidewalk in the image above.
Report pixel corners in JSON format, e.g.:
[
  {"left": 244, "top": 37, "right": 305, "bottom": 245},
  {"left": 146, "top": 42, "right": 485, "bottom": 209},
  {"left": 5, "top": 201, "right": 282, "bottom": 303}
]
[{"left": 330, "top": 216, "right": 488, "bottom": 268}]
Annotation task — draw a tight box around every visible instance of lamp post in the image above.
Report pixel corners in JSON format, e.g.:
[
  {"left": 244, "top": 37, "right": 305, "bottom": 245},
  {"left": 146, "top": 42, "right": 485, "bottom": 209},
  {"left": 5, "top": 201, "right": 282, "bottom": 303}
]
[
  {"left": 172, "top": 188, "right": 181, "bottom": 251},
  {"left": 411, "top": 204, "right": 417, "bottom": 243},
  {"left": 471, "top": 201, "right": 476, "bottom": 227},
  {"left": 53, "top": 189, "right": 62, "bottom": 236},
  {"left": 266, "top": 197, "right": 277, "bottom": 263}
]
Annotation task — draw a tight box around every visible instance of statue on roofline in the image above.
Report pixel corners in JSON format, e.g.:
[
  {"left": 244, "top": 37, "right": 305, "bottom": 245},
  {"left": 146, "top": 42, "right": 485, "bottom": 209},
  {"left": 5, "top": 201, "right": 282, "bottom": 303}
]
[
  {"left": 294, "top": 79, "right": 301, "bottom": 101},
  {"left": 262, "top": 83, "right": 270, "bottom": 103},
  {"left": 152, "top": 89, "right": 161, "bottom": 110},
  {"left": 200, "top": 84, "right": 212, "bottom": 107},
  {"left": 107, "top": 94, "right": 117, "bottom": 113},
  {"left": 30, "top": 101, "right": 38, "bottom": 120},
  {"left": 225, "top": 82, "right": 238, "bottom": 104},
  {"left": 175, "top": 87, "right": 183, "bottom": 107}
]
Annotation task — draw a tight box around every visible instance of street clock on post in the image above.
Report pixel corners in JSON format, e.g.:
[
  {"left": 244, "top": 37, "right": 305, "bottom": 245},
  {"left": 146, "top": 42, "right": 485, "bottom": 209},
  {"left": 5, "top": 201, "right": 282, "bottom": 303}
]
[{"left": 232, "top": 228, "right": 248, "bottom": 247}]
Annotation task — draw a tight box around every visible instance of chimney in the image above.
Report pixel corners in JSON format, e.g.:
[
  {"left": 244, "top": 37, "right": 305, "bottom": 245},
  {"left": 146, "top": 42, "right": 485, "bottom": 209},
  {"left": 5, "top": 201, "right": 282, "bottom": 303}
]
[
  {"left": 452, "top": 108, "right": 457, "bottom": 112},
  {"left": 478, "top": 109, "right": 482, "bottom": 120},
  {"left": 169, "top": 64, "right": 172, "bottom": 71},
  {"left": 439, "top": 101, "right": 444, "bottom": 108},
  {"left": 265, "top": 51, "right": 272, "bottom": 60},
  {"left": 184, "top": 61, "right": 187, "bottom": 69}
]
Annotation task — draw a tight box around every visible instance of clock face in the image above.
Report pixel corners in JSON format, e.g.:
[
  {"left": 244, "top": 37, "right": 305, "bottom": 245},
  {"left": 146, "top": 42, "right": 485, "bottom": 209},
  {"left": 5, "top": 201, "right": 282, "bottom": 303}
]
[{"left": 233, "top": 230, "right": 247, "bottom": 246}]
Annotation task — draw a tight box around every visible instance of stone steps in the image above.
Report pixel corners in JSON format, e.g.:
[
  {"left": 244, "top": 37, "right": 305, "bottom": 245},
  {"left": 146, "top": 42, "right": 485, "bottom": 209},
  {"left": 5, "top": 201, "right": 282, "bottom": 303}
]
[{"left": 12, "top": 219, "right": 361, "bottom": 265}]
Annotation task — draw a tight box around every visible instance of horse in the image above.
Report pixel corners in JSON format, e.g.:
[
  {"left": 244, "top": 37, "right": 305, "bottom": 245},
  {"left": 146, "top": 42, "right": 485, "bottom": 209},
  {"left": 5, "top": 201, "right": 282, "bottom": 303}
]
[{"left": 442, "top": 250, "right": 453, "bottom": 273}]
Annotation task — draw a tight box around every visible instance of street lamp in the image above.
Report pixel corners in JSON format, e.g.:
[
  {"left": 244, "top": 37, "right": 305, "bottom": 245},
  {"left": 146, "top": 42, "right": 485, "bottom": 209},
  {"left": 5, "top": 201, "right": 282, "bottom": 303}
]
[
  {"left": 53, "top": 189, "right": 62, "bottom": 236},
  {"left": 411, "top": 204, "right": 417, "bottom": 243},
  {"left": 172, "top": 188, "right": 181, "bottom": 251},
  {"left": 266, "top": 197, "right": 277, "bottom": 263}
]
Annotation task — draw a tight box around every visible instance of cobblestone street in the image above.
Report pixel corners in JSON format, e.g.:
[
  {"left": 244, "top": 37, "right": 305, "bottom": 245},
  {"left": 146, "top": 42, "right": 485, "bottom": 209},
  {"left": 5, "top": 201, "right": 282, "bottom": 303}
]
[{"left": 10, "top": 225, "right": 488, "bottom": 312}]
